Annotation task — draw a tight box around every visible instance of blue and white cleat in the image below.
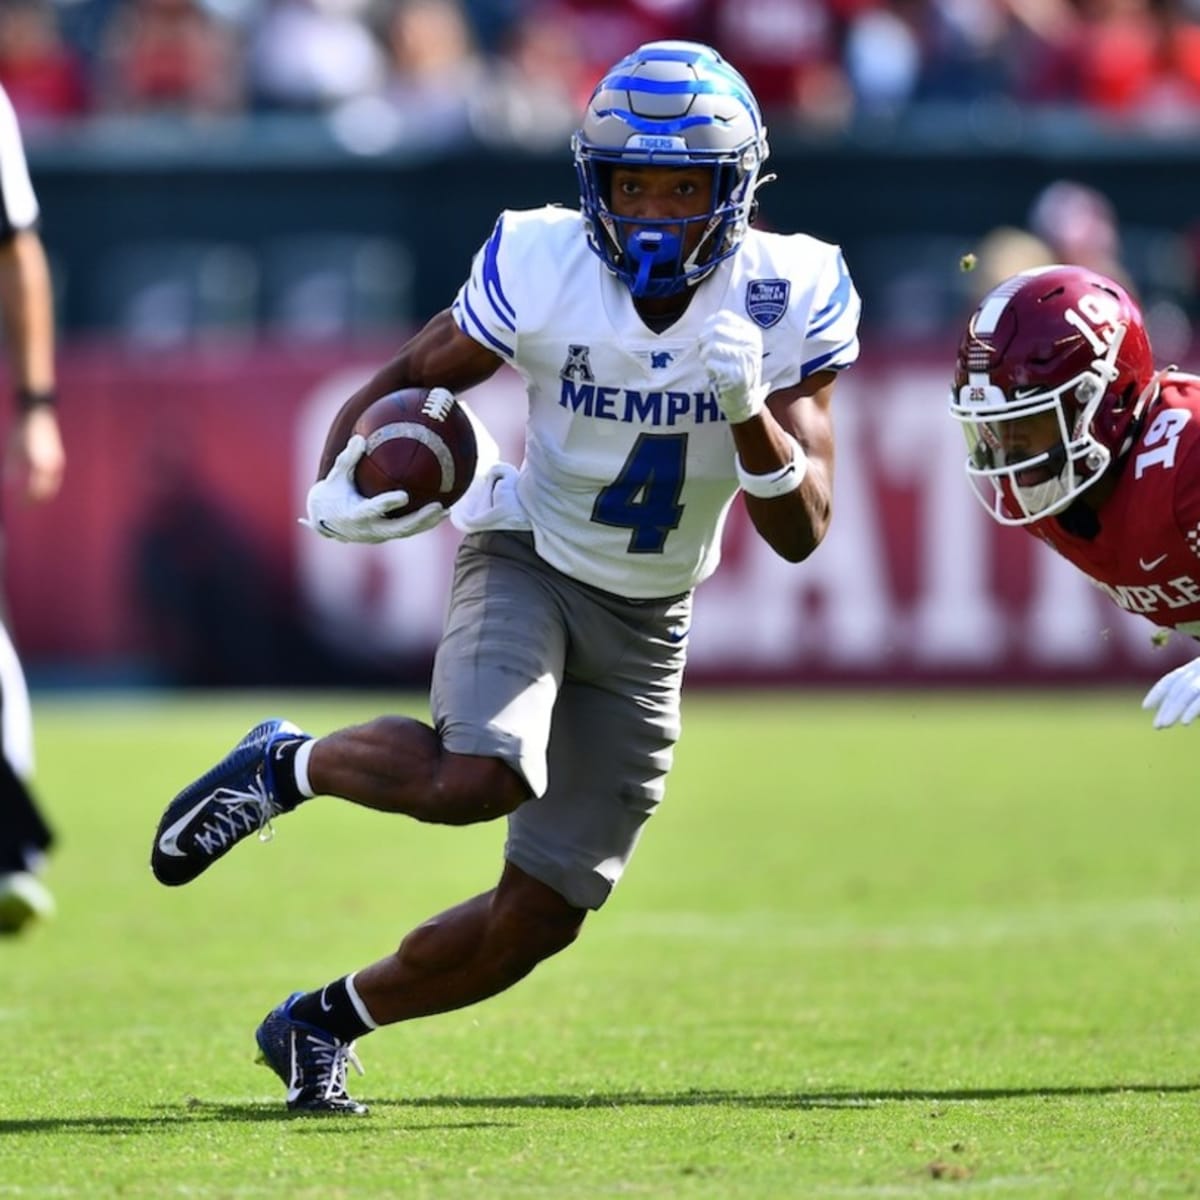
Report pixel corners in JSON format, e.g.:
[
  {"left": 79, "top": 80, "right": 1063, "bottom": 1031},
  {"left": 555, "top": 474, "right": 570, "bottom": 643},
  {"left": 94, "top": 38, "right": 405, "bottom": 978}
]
[
  {"left": 255, "top": 992, "right": 368, "bottom": 1115},
  {"left": 150, "top": 718, "right": 307, "bottom": 886}
]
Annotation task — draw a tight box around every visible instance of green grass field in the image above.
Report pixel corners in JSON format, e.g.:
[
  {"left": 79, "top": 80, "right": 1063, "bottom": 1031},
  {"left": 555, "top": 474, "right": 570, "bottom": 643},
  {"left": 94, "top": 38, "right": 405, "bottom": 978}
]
[{"left": 2, "top": 689, "right": 1197, "bottom": 1199}]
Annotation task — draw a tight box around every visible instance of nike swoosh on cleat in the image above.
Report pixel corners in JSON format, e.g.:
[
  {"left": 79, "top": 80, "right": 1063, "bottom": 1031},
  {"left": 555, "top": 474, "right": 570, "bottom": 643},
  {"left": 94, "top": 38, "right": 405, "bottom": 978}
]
[
  {"left": 289, "top": 1032, "right": 302, "bottom": 1094},
  {"left": 320, "top": 986, "right": 334, "bottom": 1014},
  {"left": 1139, "top": 553, "right": 1169, "bottom": 571},
  {"left": 156, "top": 796, "right": 217, "bottom": 858}
]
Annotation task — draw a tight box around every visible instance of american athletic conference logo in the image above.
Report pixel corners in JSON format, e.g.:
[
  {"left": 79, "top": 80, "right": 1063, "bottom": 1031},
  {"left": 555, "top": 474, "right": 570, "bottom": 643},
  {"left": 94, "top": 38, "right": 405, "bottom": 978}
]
[{"left": 745, "top": 279, "right": 790, "bottom": 328}]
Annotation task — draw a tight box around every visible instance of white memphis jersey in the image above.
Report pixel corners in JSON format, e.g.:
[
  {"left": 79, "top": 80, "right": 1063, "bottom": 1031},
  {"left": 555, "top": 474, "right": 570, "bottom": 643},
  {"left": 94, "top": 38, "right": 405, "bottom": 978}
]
[{"left": 452, "top": 205, "right": 860, "bottom": 599}]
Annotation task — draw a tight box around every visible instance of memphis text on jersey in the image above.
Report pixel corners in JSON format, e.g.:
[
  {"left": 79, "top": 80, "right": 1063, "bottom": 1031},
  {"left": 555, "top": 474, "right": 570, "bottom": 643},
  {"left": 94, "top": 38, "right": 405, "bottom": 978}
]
[{"left": 560, "top": 378, "right": 726, "bottom": 426}]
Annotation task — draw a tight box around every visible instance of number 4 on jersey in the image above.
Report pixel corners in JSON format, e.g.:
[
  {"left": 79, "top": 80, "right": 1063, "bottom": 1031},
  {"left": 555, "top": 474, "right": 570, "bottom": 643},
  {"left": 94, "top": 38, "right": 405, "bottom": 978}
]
[{"left": 592, "top": 433, "right": 687, "bottom": 553}]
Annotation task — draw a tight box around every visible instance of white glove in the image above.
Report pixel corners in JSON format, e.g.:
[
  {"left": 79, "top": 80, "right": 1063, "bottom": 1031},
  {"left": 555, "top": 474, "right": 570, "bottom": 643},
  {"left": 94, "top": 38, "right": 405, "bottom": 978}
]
[
  {"left": 700, "top": 311, "right": 768, "bottom": 424},
  {"left": 450, "top": 462, "right": 531, "bottom": 534},
  {"left": 1142, "top": 656, "right": 1200, "bottom": 729},
  {"left": 300, "top": 434, "right": 448, "bottom": 543}
]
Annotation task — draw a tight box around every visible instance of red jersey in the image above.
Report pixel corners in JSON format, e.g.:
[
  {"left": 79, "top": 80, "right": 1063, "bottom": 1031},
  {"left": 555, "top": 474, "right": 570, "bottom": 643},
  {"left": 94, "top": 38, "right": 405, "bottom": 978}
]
[{"left": 1028, "top": 372, "right": 1200, "bottom": 636}]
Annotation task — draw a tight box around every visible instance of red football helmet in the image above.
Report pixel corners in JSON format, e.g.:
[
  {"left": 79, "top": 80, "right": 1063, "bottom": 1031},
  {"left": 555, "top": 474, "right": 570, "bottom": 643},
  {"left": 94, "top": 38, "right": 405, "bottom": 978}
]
[{"left": 949, "top": 264, "right": 1157, "bottom": 525}]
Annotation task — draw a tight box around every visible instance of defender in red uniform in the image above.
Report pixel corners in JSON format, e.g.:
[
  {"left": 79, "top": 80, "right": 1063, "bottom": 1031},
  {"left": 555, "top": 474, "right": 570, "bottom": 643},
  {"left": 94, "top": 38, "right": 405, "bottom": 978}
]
[{"left": 949, "top": 263, "right": 1200, "bottom": 728}]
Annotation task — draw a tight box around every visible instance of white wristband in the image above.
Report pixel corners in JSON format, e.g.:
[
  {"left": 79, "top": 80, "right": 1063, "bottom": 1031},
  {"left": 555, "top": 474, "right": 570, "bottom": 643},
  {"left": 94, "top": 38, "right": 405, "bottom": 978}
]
[{"left": 736, "top": 435, "right": 808, "bottom": 499}]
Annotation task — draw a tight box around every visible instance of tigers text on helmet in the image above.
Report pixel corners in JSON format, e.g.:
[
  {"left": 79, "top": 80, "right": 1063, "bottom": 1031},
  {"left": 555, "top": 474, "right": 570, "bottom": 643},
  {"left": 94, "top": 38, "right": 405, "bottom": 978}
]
[
  {"left": 572, "top": 40, "right": 769, "bottom": 299},
  {"left": 949, "top": 264, "right": 1156, "bottom": 526}
]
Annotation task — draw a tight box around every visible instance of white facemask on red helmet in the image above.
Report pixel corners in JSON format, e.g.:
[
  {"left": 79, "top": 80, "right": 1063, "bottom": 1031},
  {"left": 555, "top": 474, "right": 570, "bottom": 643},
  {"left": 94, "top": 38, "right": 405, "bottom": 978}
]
[{"left": 949, "top": 264, "right": 1157, "bottom": 525}]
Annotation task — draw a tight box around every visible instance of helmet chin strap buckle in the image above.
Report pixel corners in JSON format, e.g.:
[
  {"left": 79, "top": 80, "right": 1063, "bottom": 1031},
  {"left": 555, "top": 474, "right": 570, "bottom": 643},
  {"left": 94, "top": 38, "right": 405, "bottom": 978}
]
[
  {"left": 626, "top": 229, "right": 681, "bottom": 297},
  {"left": 1074, "top": 373, "right": 1103, "bottom": 405}
]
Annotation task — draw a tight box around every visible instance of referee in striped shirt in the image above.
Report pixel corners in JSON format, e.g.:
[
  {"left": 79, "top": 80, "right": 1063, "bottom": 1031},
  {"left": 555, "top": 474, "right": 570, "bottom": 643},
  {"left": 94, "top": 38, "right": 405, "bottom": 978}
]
[{"left": 0, "top": 82, "right": 65, "bottom": 935}]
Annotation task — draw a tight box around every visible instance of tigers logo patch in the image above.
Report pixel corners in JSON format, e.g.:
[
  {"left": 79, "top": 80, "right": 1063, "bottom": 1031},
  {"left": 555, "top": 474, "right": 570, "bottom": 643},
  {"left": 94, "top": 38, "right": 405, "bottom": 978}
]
[{"left": 746, "top": 279, "right": 790, "bottom": 328}]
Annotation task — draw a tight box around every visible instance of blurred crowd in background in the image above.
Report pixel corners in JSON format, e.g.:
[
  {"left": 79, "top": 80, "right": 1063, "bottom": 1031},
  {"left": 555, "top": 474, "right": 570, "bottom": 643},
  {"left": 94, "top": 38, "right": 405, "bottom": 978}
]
[
  {"left": 4, "top": 0, "right": 1200, "bottom": 353},
  {"left": 3, "top": 0, "right": 1200, "bottom": 139}
]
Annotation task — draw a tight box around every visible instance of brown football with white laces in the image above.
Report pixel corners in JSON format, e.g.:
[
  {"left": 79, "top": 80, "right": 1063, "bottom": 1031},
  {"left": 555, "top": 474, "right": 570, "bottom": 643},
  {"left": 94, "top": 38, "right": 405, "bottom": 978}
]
[{"left": 352, "top": 388, "right": 477, "bottom": 517}]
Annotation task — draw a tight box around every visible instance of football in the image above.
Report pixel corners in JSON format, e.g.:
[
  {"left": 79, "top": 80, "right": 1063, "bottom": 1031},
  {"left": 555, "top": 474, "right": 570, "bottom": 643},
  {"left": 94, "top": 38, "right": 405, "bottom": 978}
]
[{"left": 352, "top": 388, "right": 478, "bottom": 517}]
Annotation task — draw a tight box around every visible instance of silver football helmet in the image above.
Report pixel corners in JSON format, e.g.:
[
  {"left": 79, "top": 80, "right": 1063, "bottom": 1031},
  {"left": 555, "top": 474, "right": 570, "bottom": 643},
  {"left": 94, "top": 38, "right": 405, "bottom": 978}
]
[{"left": 572, "top": 41, "right": 770, "bottom": 299}]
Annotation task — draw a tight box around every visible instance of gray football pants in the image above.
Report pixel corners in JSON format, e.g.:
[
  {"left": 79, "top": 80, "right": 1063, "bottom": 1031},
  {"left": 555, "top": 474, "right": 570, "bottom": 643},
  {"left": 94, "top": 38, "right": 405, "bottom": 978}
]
[{"left": 432, "top": 531, "right": 691, "bottom": 910}]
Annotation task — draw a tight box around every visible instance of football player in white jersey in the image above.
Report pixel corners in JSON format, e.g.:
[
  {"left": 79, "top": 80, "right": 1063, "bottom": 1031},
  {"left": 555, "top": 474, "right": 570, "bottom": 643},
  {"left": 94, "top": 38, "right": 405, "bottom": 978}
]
[
  {"left": 151, "top": 40, "right": 861, "bottom": 1113},
  {"left": 0, "top": 83, "right": 65, "bottom": 936}
]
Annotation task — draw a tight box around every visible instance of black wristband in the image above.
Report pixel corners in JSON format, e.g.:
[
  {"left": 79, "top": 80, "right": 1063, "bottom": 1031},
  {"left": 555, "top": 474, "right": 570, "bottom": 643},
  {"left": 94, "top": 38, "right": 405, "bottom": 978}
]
[{"left": 16, "top": 387, "right": 56, "bottom": 413}]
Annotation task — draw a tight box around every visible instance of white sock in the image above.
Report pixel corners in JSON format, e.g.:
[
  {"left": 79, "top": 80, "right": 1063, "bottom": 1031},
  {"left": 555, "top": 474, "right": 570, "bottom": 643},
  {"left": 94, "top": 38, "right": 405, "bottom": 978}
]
[{"left": 293, "top": 739, "right": 316, "bottom": 799}]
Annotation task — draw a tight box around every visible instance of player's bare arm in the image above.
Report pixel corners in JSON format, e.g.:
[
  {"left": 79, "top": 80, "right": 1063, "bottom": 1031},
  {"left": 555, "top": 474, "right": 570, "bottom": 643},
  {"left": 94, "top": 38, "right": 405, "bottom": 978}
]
[
  {"left": 733, "top": 371, "right": 836, "bottom": 562},
  {"left": 0, "top": 231, "right": 55, "bottom": 399},
  {"left": 318, "top": 310, "right": 504, "bottom": 476},
  {"left": 0, "top": 230, "right": 63, "bottom": 502}
]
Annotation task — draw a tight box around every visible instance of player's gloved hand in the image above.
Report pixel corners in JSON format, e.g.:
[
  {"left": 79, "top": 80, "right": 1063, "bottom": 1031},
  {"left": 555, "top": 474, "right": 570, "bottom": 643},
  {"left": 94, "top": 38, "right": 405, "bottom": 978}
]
[
  {"left": 700, "top": 311, "right": 769, "bottom": 424},
  {"left": 300, "top": 434, "right": 448, "bottom": 543},
  {"left": 1142, "top": 656, "right": 1200, "bottom": 729},
  {"left": 451, "top": 462, "right": 531, "bottom": 534}
]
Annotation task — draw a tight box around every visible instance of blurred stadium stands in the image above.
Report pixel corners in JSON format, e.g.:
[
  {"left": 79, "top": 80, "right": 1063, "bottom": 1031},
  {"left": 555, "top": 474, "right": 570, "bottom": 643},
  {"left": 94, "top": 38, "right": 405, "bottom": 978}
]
[
  {"left": 92, "top": 238, "right": 260, "bottom": 346},
  {"left": 27, "top": 122, "right": 1200, "bottom": 353},
  {"left": 7, "top": 0, "right": 1200, "bottom": 345}
]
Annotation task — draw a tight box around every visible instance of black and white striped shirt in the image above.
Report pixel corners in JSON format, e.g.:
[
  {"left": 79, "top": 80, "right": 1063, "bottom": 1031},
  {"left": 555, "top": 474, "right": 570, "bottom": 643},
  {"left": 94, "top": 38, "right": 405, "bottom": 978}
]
[{"left": 0, "top": 85, "right": 39, "bottom": 241}]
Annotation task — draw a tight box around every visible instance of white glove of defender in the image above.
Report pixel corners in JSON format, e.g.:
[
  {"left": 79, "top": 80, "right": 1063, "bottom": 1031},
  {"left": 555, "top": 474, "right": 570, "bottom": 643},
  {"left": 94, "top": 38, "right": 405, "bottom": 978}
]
[
  {"left": 700, "top": 311, "right": 769, "bottom": 424},
  {"left": 301, "top": 434, "right": 448, "bottom": 543},
  {"left": 1142, "top": 656, "right": 1200, "bottom": 729}
]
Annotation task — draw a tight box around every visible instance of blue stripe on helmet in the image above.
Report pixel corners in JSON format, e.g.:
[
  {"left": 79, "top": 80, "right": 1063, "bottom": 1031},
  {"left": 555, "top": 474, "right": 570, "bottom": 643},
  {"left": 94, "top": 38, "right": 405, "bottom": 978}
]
[
  {"left": 592, "top": 107, "right": 728, "bottom": 138},
  {"left": 608, "top": 43, "right": 756, "bottom": 92},
  {"left": 596, "top": 71, "right": 762, "bottom": 140},
  {"left": 601, "top": 73, "right": 744, "bottom": 99}
]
